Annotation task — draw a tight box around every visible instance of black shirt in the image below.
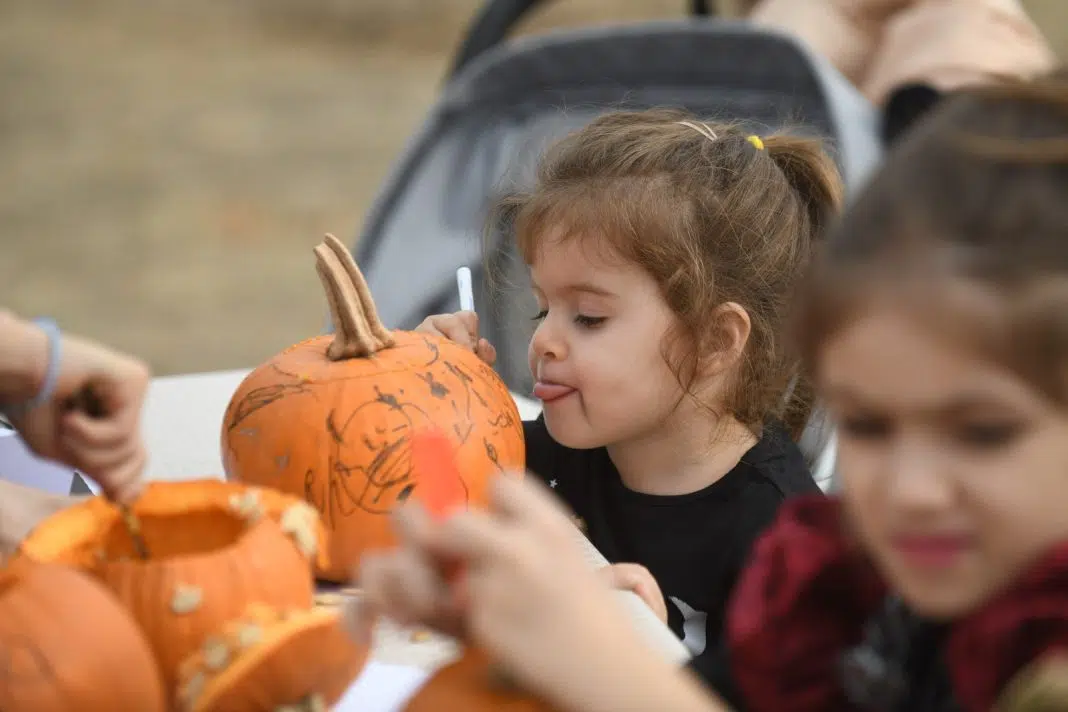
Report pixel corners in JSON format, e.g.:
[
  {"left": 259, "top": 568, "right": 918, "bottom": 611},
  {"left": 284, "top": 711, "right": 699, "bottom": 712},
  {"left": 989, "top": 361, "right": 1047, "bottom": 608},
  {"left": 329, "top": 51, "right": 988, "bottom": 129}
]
[{"left": 522, "top": 415, "right": 822, "bottom": 685}]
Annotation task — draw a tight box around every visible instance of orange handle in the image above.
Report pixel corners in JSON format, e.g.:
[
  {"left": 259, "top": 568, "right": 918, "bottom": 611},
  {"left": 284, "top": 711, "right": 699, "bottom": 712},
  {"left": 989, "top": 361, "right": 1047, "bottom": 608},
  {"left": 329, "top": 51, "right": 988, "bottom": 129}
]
[{"left": 409, "top": 429, "right": 469, "bottom": 593}]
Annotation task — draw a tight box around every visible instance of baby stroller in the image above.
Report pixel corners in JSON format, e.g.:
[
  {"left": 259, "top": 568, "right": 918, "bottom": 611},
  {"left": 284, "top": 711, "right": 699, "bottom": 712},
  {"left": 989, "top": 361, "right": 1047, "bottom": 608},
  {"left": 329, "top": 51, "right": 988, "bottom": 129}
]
[{"left": 352, "top": 0, "right": 884, "bottom": 491}]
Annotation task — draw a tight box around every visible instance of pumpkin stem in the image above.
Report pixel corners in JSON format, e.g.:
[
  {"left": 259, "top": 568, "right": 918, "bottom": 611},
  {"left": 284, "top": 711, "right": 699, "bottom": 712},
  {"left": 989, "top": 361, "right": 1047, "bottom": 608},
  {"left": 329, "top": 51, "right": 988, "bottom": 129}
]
[{"left": 314, "top": 234, "right": 395, "bottom": 360}]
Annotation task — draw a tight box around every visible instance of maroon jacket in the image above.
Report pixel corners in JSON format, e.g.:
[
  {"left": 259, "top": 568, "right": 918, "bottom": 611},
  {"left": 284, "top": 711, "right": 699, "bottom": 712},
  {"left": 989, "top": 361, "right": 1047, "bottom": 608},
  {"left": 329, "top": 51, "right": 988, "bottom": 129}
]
[{"left": 726, "top": 496, "right": 1068, "bottom": 711}]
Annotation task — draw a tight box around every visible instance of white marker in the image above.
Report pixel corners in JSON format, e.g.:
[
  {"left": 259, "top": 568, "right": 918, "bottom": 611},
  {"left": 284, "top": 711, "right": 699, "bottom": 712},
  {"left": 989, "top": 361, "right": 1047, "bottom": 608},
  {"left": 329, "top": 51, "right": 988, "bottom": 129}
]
[{"left": 456, "top": 266, "right": 475, "bottom": 313}]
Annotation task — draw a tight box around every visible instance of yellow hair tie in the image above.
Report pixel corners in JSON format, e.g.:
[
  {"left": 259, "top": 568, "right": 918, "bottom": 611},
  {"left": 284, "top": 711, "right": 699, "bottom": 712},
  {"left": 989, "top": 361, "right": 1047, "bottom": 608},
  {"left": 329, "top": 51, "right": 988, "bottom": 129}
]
[{"left": 746, "top": 135, "right": 765, "bottom": 151}]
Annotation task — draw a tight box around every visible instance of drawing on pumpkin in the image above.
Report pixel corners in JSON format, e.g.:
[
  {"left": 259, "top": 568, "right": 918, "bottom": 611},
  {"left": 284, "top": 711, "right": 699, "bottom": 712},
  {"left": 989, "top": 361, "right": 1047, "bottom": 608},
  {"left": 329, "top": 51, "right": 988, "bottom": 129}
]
[
  {"left": 415, "top": 370, "right": 450, "bottom": 400},
  {"left": 0, "top": 634, "right": 56, "bottom": 705},
  {"left": 484, "top": 437, "right": 505, "bottom": 473},
  {"left": 418, "top": 334, "right": 442, "bottom": 367},
  {"left": 226, "top": 365, "right": 313, "bottom": 432},
  {"left": 305, "top": 386, "right": 470, "bottom": 527}
]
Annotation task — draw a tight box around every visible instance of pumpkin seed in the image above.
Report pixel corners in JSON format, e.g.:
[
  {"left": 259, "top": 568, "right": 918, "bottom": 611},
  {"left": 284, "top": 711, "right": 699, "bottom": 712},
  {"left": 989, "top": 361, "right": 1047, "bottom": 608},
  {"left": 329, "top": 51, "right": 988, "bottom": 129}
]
[
  {"left": 280, "top": 503, "right": 319, "bottom": 558},
  {"left": 236, "top": 623, "right": 263, "bottom": 649},
  {"left": 203, "top": 637, "right": 230, "bottom": 671},
  {"left": 171, "top": 584, "right": 203, "bottom": 615},
  {"left": 180, "top": 671, "right": 206, "bottom": 711},
  {"left": 228, "top": 490, "right": 263, "bottom": 523}
]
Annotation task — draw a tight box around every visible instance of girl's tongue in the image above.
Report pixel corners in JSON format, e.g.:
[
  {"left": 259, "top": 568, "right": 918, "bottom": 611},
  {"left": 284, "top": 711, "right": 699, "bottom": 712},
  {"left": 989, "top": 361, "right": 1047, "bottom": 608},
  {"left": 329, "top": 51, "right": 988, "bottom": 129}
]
[{"left": 533, "top": 381, "right": 576, "bottom": 403}]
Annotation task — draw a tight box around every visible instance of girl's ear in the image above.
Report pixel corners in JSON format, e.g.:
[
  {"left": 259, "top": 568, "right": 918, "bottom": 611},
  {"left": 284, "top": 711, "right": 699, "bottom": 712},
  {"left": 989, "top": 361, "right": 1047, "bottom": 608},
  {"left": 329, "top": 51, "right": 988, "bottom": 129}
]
[{"left": 699, "top": 302, "right": 752, "bottom": 376}]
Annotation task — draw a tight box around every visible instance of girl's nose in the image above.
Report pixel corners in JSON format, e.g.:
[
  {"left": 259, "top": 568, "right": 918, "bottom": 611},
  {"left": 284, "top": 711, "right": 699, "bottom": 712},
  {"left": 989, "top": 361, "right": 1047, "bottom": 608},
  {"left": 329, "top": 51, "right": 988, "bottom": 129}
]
[
  {"left": 884, "top": 440, "right": 956, "bottom": 515},
  {"left": 530, "top": 318, "right": 566, "bottom": 362}
]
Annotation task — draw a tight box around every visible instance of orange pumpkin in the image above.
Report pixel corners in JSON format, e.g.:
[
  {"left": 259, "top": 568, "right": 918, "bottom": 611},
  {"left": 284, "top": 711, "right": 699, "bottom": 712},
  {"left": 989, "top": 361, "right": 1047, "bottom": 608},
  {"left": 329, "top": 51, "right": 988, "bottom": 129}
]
[
  {"left": 221, "top": 234, "right": 526, "bottom": 581},
  {"left": 12, "top": 479, "right": 328, "bottom": 692},
  {"left": 175, "top": 603, "right": 367, "bottom": 712},
  {"left": 0, "top": 560, "right": 167, "bottom": 711},
  {"left": 404, "top": 648, "right": 560, "bottom": 712}
]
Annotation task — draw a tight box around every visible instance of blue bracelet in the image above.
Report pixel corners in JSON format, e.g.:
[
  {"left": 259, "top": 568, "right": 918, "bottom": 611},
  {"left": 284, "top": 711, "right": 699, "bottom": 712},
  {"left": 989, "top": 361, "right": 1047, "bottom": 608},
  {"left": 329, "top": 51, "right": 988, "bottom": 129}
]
[{"left": 4, "top": 317, "right": 61, "bottom": 416}]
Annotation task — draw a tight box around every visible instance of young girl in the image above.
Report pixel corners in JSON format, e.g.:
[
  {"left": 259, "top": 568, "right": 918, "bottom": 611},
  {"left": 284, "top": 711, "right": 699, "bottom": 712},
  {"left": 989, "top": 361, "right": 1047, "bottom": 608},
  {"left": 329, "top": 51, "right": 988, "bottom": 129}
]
[
  {"left": 354, "top": 72, "right": 1068, "bottom": 711},
  {"left": 414, "top": 109, "right": 842, "bottom": 682}
]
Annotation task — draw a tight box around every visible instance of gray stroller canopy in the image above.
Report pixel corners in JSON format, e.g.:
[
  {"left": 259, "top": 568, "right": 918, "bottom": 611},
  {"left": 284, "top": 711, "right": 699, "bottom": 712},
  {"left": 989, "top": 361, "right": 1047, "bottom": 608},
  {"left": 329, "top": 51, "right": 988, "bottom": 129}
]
[{"left": 353, "top": 18, "right": 883, "bottom": 491}]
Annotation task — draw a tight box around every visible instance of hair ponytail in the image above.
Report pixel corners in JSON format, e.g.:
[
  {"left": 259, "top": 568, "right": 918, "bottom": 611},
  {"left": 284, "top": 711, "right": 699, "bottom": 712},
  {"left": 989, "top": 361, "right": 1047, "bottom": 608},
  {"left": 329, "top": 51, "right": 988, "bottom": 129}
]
[
  {"left": 762, "top": 134, "right": 845, "bottom": 439},
  {"left": 764, "top": 134, "right": 845, "bottom": 244}
]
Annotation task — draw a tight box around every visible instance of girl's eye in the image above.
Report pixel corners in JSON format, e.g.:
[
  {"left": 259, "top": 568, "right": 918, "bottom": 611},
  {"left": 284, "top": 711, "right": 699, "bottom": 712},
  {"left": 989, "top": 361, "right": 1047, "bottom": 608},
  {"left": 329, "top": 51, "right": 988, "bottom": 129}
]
[
  {"left": 574, "top": 315, "right": 606, "bottom": 328},
  {"left": 955, "top": 421, "right": 1024, "bottom": 449},
  {"left": 531, "top": 310, "right": 547, "bottom": 321},
  {"left": 838, "top": 415, "right": 892, "bottom": 441}
]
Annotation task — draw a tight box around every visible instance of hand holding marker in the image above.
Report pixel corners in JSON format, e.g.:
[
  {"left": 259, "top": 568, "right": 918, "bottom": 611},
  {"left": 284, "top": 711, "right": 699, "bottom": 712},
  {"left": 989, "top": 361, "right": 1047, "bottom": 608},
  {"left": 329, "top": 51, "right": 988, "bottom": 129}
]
[{"left": 456, "top": 265, "right": 496, "bottom": 365}]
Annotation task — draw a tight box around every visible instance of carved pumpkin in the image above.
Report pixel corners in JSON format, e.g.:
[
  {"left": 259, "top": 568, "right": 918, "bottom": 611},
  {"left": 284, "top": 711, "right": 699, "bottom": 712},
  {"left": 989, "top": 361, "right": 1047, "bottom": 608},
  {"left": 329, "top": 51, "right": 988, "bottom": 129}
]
[
  {"left": 404, "top": 648, "right": 559, "bottom": 712},
  {"left": 221, "top": 234, "right": 526, "bottom": 581},
  {"left": 0, "top": 560, "right": 167, "bottom": 711},
  {"left": 175, "top": 603, "right": 367, "bottom": 712},
  {"left": 11, "top": 479, "right": 328, "bottom": 692}
]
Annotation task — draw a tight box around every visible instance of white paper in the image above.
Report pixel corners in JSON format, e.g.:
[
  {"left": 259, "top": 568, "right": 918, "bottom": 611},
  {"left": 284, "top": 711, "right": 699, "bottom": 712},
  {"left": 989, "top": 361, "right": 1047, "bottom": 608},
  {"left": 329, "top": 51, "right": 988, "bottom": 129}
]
[
  {"left": 335, "top": 662, "right": 432, "bottom": 712},
  {"left": 0, "top": 428, "right": 80, "bottom": 495}
]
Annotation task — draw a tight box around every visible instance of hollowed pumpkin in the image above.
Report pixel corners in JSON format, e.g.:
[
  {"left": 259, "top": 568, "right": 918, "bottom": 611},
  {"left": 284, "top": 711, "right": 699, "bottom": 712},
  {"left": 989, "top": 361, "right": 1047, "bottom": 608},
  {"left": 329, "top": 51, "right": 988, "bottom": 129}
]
[
  {"left": 0, "top": 560, "right": 167, "bottom": 711},
  {"left": 175, "top": 603, "right": 367, "bottom": 712},
  {"left": 404, "top": 648, "right": 560, "bottom": 712},
  {"left": 12, "top": 479, "right": 328, "bottom": 691},
  {"left": 221, "top": 234, "right": 525, "bottom": 581}
]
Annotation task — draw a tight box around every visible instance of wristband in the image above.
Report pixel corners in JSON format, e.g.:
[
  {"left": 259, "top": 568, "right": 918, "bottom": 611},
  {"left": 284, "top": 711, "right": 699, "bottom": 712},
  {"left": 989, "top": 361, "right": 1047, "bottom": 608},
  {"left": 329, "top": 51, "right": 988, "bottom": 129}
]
[{"left": 2, "top": 317, "right": 61, "bottom": 417}]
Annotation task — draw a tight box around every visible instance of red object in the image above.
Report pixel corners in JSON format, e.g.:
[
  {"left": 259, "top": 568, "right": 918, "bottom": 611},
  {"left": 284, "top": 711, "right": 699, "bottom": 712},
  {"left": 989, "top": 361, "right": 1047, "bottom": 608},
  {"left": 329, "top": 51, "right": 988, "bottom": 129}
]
[
  {"left": 409, "top": 429, "right": 470, "bottom": 605},
  {"left": 409, "top": 428, "right": 469, "bottom": 522},
  {"left": 725, "top": 495, "right": 1068, "bottom": 712}
]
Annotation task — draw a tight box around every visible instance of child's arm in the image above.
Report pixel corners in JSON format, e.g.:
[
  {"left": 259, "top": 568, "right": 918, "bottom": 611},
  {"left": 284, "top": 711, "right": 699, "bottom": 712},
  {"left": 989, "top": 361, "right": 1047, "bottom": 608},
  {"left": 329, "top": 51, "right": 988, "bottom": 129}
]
[
  {"left": 0, "top": 479, "right": 84, "bottom": 557},
  {"left": 352, "top": 475, "right": 734, "bottom": 712}
]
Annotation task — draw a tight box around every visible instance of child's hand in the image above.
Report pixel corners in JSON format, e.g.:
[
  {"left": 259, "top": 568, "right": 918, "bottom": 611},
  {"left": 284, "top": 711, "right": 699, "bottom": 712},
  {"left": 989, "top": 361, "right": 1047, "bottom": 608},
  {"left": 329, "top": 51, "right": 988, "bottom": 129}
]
[
  {"left": 415, "top": 311, "right": 497, "bottom": 365},
  {"left": 349, "top": 475, "right": 659, "bottom": 710},
  {"left": 600, "top": 563, "right": 669, "bottom": 625}
]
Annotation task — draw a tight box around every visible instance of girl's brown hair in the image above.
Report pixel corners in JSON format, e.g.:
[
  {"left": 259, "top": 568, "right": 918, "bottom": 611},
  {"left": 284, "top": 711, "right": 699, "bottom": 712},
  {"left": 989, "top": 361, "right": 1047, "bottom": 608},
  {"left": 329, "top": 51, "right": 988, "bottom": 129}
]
[
  {"left": 492, "top": 109, "right": 843, "bottom": 438},
  {"left": 798, "top": 70, "right": 1068, "bottom": 399}
]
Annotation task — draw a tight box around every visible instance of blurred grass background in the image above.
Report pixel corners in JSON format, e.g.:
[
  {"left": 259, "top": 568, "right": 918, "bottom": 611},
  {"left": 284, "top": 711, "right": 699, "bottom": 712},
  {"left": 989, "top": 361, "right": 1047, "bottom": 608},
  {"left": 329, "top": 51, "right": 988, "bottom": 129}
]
[{"left": 2, "top": 0, "right": 1064, "bottom": 376}]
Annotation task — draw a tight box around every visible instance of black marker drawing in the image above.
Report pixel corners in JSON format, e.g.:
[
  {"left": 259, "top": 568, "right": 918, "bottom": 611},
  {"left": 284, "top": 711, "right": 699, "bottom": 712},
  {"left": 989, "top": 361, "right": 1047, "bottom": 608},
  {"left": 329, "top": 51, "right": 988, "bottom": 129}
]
[{"left": 305, "top": 387, "right": 470, "bottom": 528}]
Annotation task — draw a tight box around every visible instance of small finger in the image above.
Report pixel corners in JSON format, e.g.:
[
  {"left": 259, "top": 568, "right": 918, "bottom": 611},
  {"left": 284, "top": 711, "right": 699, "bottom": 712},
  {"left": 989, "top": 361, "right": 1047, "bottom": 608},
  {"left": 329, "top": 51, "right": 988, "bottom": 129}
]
[
  {"left": 604, "top": 563, "right": 650, "bottom": 595},
  {"left": 60, "top": 410, "right": 130, "bottom": 449},
  {"left": 391, "top": 501, "right": 438, "bottom": 549},
  {"left": 476, "top": 339, "right": 496, "bottom": 366},
  {"left": 430, "top": 316, "right": 477, "bottom": 349},
  {"left": 360, "top": 548, "right": 446, "bottom": 627},
  {"left": 343, "top": 595, "right": 376, "bottom": 647},
  {"left": 456, "top": 310, "right": 480, "bottom": 336},
  {"left": 95, "top": 449, "right": 147, "bottom": 505},
  {"left": 62, "top": 436, "right": 140, "bottom": 480},
  {"left": 415, "top": 320, "right": 448, "bottom": 338},
  {"left": 433, "top": 508, "right": 516, "bottom": 565}
]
